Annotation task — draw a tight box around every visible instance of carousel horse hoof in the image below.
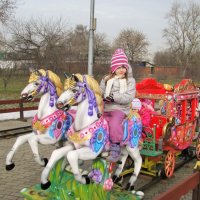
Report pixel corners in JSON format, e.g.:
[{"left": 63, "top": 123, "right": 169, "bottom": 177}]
[
  {"left": 42, "top": 158, "right": 49, "bottom": 167},
  {"left": 116, "top": 160, "right": 122, "bottom": 165},
  {"left": 112, "top": 174, "right": 117, "bottom": 182},
  {"left": 6, "top": 163, "right": 15, "bottom": 171},
  {"left": 135, "top": 191, "right": 145, "bottom": 199},
  {"left": 112, "top": 175, "right": 123, "bottom": 183},
  {"left": 83, "top": 175, "right": 90, "bottom": 184},
  {"left": 41, "top": 181, "right": 51, "bottom": 190},
  {"left": 124, "top": 182, "right": 134, "bottom": 191}
]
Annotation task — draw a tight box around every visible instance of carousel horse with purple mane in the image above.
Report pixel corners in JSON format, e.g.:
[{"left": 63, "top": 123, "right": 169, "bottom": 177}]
[
  {"left": 40, "top": 73, "right": 142, "bottom": 191},
  {"left": 5, "top": 69, "right": 74, "bottom": 171}
]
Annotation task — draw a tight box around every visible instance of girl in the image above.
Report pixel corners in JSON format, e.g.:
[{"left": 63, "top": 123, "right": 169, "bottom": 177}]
[{"left": 100, "top": 48, "right": 136, "bottom": 162}]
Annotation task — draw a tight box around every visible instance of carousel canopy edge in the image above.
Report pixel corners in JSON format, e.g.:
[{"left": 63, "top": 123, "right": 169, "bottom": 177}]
[{"left": 136, "top": 78, "right": 199, "bottom": 98}]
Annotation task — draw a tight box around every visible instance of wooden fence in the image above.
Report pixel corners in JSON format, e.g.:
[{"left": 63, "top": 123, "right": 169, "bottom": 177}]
[
  {"left": 154, "top": 162, "right": 200, "bottom": 200},
  {"left": 0, "top": 98, "right": 40, "bottom": 120}
]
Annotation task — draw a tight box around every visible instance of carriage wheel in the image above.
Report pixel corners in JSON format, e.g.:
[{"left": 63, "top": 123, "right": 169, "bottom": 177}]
[
  {"left": 196, "top": 136, "right": 200, "bottom": 160},
  {"left": 164, "top": 151, "right": 175, "bottom": 178}
]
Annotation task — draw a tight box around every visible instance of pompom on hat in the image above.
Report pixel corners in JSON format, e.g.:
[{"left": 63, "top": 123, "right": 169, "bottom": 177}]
[
  {"left": 111, "top": 48, "right": 129, "bottom": 73},
  {"left": 132, "top": 98, "right": 142, "bottom": 110}
]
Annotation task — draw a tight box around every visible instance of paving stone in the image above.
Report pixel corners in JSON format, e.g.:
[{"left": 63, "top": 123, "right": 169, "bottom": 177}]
[{"left": 0, "top": 120, "right": 198, "bottom": 200}]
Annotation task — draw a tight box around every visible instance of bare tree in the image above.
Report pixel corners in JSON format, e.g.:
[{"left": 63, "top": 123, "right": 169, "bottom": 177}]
[
  {"left": 67, "top": 25, "right": 89, "bottom": 62},
  {"left": 5, "top": 17, "right": 69, "bottom": 71},
  {"left": 0, "top": 60, "right": 16, "bottom": 89},
  {"left": 163, "top": 1, "right": 200, "bottom": 77},
  {"left": 153, "top": 50, "right": 176, "bottom": 66},
  {"left": 67, "top": 26, "right": 112, "bottom": 63},
  {"left": 113, "top": 28, "right": 149, "bottom": 64},
  {"left": 94, "top": 33, "right": 111, "bottom": 64},
  {"left": 0, "top": 0, "right": 17, "bottom": 24}
]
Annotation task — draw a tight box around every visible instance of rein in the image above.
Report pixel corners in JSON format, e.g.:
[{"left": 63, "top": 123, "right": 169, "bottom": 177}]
[
  {"left": 36, "top": 76, "right": 58, "bottom": 107},
  {"left": 75, "top": 75, "right": 99, "bottom": 116}
]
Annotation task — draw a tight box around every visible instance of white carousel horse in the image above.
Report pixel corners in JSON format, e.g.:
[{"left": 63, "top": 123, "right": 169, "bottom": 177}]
[
  {"left": 5, "top": 69, "right": 74, "bottom": 171},
  {"left": 41, "top": 73, "right": 142, "bottom": 191}
]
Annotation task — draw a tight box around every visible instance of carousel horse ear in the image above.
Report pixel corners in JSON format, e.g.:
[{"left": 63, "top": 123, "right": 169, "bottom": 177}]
[
  {"left": 36, "top": 69, "right": 43, "bottom": 76},
  {"left": 72, "top": 74, "right": 79, "bottom": 82},
  {"left": 64, "top": 72, "right": 70, "bottom": 78},
  {"left": 45, "top": 70, "right": 49, "bottom": 77},
  {"left": 29, "top": 67, "right": 36, "bottom": 73},
  {"left": 29, "top": 67, "right": 42, "bottom": 76}
]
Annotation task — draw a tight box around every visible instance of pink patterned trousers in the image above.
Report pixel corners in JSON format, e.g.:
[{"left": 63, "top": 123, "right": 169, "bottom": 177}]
[{"left": 104, "top": 110, "right": 126, "bottom": 143}]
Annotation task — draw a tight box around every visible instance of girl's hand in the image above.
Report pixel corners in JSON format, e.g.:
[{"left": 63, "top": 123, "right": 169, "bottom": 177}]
[{"left": 103, "top": 95, "right": 114, "bottom": 102}]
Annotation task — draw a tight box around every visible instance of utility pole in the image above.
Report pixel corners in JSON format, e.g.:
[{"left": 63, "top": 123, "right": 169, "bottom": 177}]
[{"left": 88, "top": 0, "right": 96, "bottom": 76}]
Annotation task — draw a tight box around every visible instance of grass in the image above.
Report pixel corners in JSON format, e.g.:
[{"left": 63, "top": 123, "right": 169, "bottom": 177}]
[
  {"left": 0, "top": 73, "right": 66, "bottom": 100},
  {"left": 1, "top": 74, "right": 199, "bottom": 100},
  {"left": 0, "top": 75, "right": 28, "bottom": 100},
  {"left": 21, "top": 159, "right": 140, "bottom": 200}
]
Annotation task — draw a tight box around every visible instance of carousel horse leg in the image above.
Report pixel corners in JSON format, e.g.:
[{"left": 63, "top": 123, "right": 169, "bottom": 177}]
[
  {"left": 41, "top": 142, "right": 74, "bottom": 190},
  {"left": 124, "top": 145, "right": 142, "bottom": 191},
  {"left": 112, "top": 147, "right": 128, "bottom": 183},
  {"left": 6, "top": 133, "right": 34, "bottom": 170},
  {"left": 28, "top": 134, "right": 54, "bottom": 166},
  {"left": 67, "top": 147, "right": 98, "bottom": 184}
]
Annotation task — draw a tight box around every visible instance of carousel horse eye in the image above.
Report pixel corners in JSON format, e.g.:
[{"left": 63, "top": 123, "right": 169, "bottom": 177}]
[{"left": 35, "top": 82, "right": 39, "bottom": 86}]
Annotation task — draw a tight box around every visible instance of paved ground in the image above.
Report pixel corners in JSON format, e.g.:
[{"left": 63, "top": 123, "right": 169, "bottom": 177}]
[
  {"left": 137, "top": 161, "right": 195, "bottom": 200},
  {"left": 0, "top": 119, "right": 198, "bottom": 200},
  {"left": 0, "top": 137, "right": 55, "bottom": 199},
  {"left": 0, "top": 118, "right": 32, "bottom": 131},
  {"left": 0, "top": 119, "right": 55, "bottom": 200}
]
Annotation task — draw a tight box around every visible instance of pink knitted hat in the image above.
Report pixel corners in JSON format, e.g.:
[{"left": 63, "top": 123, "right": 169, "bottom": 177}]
[
  {"left": 111, "top": 48, "right": 129, "bottom": 73},
  {"left": 132, "top": 98, "right": 142, "bottom": 110}
]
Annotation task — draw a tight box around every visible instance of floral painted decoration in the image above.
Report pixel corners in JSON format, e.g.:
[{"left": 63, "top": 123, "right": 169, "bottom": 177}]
[
  {"left": 88, "top": 169, "right": 103, "bottom": 184},
  {"left": 103, "top": 178, "right": 114, "bottom": 191}
]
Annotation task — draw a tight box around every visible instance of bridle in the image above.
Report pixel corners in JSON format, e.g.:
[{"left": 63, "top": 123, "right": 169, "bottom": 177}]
[
  {"left": 65, "top": 75, "right": 99, "bottom": 117},
  {"left": 30, "top": 72, "right": 58, "bottom": 107}
]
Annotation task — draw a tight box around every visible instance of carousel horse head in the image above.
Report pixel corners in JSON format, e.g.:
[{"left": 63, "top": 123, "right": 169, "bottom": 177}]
[
  {"left": 6, "top": 68, "right": 74, "bottom": 173},
  {"left": 21, "top": 68, "right": 63, "bottom": 107},
  {"left": 57, "top": 73, "right": 103, "bottom": 116},
  {"left": 40, "top": 74, "right": 142, "bottom": 190}
]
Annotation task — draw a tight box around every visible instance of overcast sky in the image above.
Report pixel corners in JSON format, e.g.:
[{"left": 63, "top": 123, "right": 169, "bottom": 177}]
[{"left": 15, "top": 0, "right": 200, "bottom": 57}]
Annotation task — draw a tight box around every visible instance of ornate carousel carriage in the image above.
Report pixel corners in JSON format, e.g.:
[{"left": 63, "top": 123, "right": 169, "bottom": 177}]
[{"left": 135, "top": 78, "right": 200, "bottom": 178}]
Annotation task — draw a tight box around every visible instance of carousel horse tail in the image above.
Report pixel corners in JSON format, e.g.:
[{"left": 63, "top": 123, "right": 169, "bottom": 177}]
[{"left": 107, "top": 143, "right": 121, "bottom": 163}]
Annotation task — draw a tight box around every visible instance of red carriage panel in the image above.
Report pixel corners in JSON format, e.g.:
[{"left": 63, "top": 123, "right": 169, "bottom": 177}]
[
  {"left": 136, "top": 78, "right": 200, "bottom": 178},
  {"left": 136, "top": 78, "right": 199, "bottom": 150}
]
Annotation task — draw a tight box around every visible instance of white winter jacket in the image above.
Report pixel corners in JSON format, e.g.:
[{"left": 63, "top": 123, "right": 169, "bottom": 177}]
[{"left": 100, "top": 66, "right": 136, "bottom": 115}]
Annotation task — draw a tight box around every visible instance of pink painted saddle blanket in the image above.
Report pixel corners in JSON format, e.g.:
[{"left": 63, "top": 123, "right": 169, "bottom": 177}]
[{"left": 32, "top": 110, "right": 74, "bottom": 139}]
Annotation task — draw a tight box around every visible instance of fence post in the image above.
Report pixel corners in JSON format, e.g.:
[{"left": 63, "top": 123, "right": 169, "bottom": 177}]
[{"left": 19, "top": 99, "right": 25, "bottom": 121}]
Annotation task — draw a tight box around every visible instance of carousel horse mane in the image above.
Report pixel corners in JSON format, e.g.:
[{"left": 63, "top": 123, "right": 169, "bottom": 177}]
[
  {"left": 29, "top": 69, "right": 63, "bottom": 96},
  {"left": 39, "top": 73, "right": 142, "bottom": 190},
  {"left": 6, "top": 68, "right": 75, "bottom": 174},
  {"left": 64, "top": 73, "right": 103, "bottom": 114}
]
